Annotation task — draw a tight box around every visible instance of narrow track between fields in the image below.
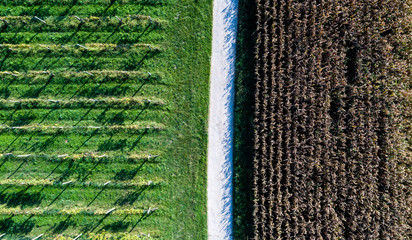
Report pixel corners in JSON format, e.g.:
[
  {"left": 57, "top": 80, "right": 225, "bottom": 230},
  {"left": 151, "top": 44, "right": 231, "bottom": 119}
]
[{"left": 207, "top": 0, "right": 238, "bottom": 239}]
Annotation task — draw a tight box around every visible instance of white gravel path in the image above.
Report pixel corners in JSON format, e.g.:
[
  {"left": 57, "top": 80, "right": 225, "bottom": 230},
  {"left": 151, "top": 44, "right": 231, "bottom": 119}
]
[{"left": 207, "top": 0, "right": 238, "bottom": 239}]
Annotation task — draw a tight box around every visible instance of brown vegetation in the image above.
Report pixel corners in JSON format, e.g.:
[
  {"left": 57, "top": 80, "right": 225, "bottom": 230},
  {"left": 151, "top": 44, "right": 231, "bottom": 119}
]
[{"left": 252, "top": 0, "right": 410, "bottom": 239}]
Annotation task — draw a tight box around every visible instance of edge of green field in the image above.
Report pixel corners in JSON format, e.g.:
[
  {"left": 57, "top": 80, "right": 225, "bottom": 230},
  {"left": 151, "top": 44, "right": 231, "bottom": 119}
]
[{"left": 159, "top": 1, "right": 212, "bottom": 239}]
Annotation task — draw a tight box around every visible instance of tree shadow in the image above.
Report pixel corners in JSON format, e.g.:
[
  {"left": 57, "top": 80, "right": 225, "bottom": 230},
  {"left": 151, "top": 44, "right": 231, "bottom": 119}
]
[
  {"left": 114, "top": 184, "right": 150, "bottom": 206},
  {"left": 113, "top": 169, "right": 138, "bottom": 181},
  {"left": 0, "top": 192, "right": 8, "bottom": 205},
  {"left": 128, "top": 210, "right": 154, "bottom": 233},
  {"left": 60, "top": 22, "right": 84, "bottom": 45},
  {"left": 0, "top": 49, "right": 12, "bottom": 71},
  {"left": 5, "top": 191, "right": 43, "bottom": 208},
  {"left": 0, "top": 31, "right": 18, "bottom": 45},
  {"left": 38, "top": 103, "right": 59, "bottom": 124},
  {"left": 17, "top": 47, "right": 33, "bottom": 68},
  {"left": 26, "top": 32, "right": 40, "bottom": 44},
  {"left": 97, "top": 96, "right": 151, "bottom": 126},
  {"left": 0, "top": 87, "right": 11, "bottom": 99},
  {"left": 122, "top": 48, "right": 158, "bottom": 71},
  {"left": 51, "top": 215, "right": 75, "bottom": 234},
  {"left": 87, "top": 182, "right": 110, "bottom": 207},
  {"left": 3, "top": 131, "right": 25, "bottom": 152},
  {"left": 129, "top": 128, "right": 149, "bottom": 151},
  {"left": 98, "top": 138, "right": 127, "bottom": 152},
  {"left": 73, "top": 101, "right": 98, "bottom": 126},
  {"left": 68, "top": 76, "right": 92, "bottom": 99},
  {"left": 28, "top": 131, "right": 62, "bottom": 153},
  {"left": 20, "top": 74, "right": 53, "bottom": 98},
  {"left": 32, "top": 49, "right": 51, "bottom": 69},
  {"left": 55, "top": 157, "right": 85, "bottom": 182},
  {"left": 76, "top": 85, "right": 130, "bottom": 98},
  {"left": 1, "top": 214, "right": 35, "bottom": 235},
  {"left": 107, "top": 111, "right": 126, "bottom": 125},
  {"left": 98, "top": 218, "right": 130, "bottom": 233},
  {"left": 14, "top": 215, "right": 35, "bottom": 234},
  {"left": 3, "top": 103, "right": 21, "bottom": 124},
  {"left": 87, "top": 213, "right": 111, "bottom": 233},
  {"left": 0, "top": 21, "right": 9, "bottom": 34},
  {"left": 0, "top": 216, "right": 14, "bottom": 233},
  {"left": 136, "top": 0, "right": 152, "bottom": 15},
  {"left": 6, "top": 158, "right": 28, "bottom": 179},
  {"left": 0, "top": 157, "right": 8, "bottom": 169},
  {"left": 45, "top": 159, "right": 66, "bottom": 179},
  {"left": 57, "top": 0, "right": 79, "bottom": 19},
  {"left": 113, "top": 158, "right": 148, "bottom": 181},
  {"left": 118, "top": 20, "right": 159, "bottom": 45},
  {"left": 48, "top": 182, "right": 71, "bottom": 207},
  {"left": 96, "top": 127, "right": 148, "bottom": 152},
  {"left": 72, "top": 128, "right": 99, "bottom": 153},
  {"left": 79, "top": 159, "right": 101, "bottom": 182},
  {"left": 10, "top": 111, "right": 36, "bottom": 126}
]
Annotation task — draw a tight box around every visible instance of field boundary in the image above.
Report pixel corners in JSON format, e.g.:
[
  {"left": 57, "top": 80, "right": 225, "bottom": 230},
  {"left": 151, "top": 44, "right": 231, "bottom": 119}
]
[{"left": 207, "top": 0, "right": 238, "bottom": 239}]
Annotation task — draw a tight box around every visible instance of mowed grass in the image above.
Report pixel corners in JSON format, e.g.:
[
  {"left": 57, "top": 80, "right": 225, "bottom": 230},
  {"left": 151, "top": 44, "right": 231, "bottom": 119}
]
[{"left": 0, "top": 0, "right": 212, "bottom": 239}]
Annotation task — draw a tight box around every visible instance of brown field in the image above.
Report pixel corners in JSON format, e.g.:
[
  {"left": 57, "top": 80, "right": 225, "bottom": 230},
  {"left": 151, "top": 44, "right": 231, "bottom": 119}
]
[{"left": 252, "top": 0, "right": 410, "bottom": 239}]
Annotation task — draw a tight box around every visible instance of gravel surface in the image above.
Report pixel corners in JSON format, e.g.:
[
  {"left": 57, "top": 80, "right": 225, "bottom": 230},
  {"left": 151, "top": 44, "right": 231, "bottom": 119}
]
[{"left": 207, "top": 0, "right": 238, "bottom": 239}]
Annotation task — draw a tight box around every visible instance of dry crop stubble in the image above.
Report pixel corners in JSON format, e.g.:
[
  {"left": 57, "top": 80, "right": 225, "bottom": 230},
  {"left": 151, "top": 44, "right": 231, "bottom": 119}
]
[{"left": 251, "top": 0, "right": 410, "bottom": 239}]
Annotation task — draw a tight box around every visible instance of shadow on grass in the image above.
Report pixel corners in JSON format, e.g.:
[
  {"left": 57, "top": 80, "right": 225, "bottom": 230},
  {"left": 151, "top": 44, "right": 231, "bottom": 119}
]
[
  {"left": 2, "top": 191, "right": 43, "bottom": 208},
  {"left": 51, "top": 215, "right": 75, "bottom": 234},
  {"left": 113, "top": 158, "right": 148, "bottom": 181},
  {"left": 114, "top": 184, "right": 151, "bottom": 206},
  {"left": 233, "top": 0, "right": 256, "bottom": 239},
  {"left": 0, "top": 214, "right": 35, "bottom": 234},
  {"left": 98, "top": 215, "right": 130, "bottom": 233},
  {"left": 100, "top": 221, "right": 130, "bottom": 233}
]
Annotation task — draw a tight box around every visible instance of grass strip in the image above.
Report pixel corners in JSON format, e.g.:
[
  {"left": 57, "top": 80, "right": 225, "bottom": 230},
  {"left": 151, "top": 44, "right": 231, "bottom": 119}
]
[
  {"left": 0, "top": 15, "right": 166, "bottom": 33},
  {"left": 0, "top": 70, "right": 162, "bottom": 84},
  {"left": 0, "top": 207, "right": 158, "bottom": 216},
  {"left": 0, "top": 97, "right": 164, "bottom": 109},
  {"left": 0, "top": 153, "right": 160, "bottom": 163},
  {"left": 0, "top": 0, "right": 164, "bottom": 7},
  {"left": 0, "top": 179, "right": 158, "bottom": 188},
  {"left": 0, "top": 43, "right": 161, "bottom": 57},
  {"left": 0, "top": 31, "right": 165, "bottom": 44},
  {"left": 0, "top": 123, "right": 164, "bottom": 135}
]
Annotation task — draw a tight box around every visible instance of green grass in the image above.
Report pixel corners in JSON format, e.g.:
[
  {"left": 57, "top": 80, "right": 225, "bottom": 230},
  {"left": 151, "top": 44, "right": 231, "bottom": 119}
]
[{"left": 0, "top": 0, "right": 212, "bottom": 239}]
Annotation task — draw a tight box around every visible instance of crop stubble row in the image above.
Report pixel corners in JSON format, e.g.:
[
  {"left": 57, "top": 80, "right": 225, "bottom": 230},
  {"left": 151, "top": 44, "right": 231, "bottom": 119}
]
[{"left": 252, "top": 0, "right": 410, "bottom": 239}]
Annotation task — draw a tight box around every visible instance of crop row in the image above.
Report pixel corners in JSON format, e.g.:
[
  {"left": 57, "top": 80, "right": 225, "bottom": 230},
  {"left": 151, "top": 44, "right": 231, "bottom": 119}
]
[
  {"left": 252, "top": 0, "right": 409, "bottom": 239},
  {"left": 0, "top": 131, "right": 163, "bottom": 154},
  {"left": 0, "top": 207, "right": 158, "bottom": 216},
  {"left": 0, "top": 31, "right": 164, "bottom": 44},
  {"left": 0, "top": 108, "right": 164, "bottom": 127},
  {"left": 0, "top": 178, "right": 157, "bottom": 188},
  {"left": 0, "top": 0, "right": 163, "bottom": 7},
  {"left": 1, "top": 54, "right": 158, "bottom": 72},
  {"left": 0, "top": 181, "right": 159, "bottom": 210},
  {"left": 0, "top": 43, "right": 160, "bottom": 57},
  {"left": 0, "top": 5, "right": 158, "bottom": 21},
  {"left": 0, "top": 84, "right": 168, "bottom": 100},
  {"left": 0, "top": 158, "right": 159, "bottom": 184},
  {"left": 0, "top": 15, "right": 165, "bottom": 33},
  {"left": 0, "top": 123, "right": 163, "bottom": 134},
  {"left": 0, "top": 97, "right": 164, "bottom": 109},
  {"left": 0, "top": 214, "right": 158, "bottom": 237},
  {"left": 0, "top": 153, "right": 159, "bottom": 163},
  {"left": 0, "top": 70, "right": 162, "bottom": 84}
]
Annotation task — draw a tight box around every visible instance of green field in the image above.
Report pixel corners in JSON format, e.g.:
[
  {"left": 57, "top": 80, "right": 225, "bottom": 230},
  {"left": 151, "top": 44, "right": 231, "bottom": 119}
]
[{"left": 0, "top": 0, "right": 212, "bottom": 239}]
